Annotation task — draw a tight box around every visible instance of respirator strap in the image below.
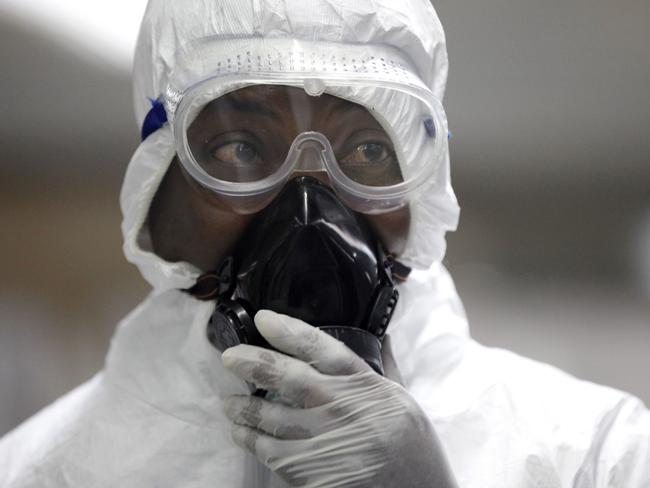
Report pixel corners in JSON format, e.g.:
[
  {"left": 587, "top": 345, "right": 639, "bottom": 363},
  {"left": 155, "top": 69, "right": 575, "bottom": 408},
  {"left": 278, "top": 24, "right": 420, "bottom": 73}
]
[
  {"left": 185, "top": 257, "right": 235, "bottom": 300},
  {"left": 386, "top": 255, "right": 412, "bottom": 282},
  {"left": 186, "top": 256, "right": 410, "bottom": 300}
]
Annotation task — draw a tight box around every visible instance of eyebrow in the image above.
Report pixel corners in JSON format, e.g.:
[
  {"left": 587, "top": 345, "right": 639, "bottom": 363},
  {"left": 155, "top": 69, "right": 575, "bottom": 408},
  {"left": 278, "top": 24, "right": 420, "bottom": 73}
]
[
  {"left": 327, "top": 97, "right": 369, "bottom": 118},
  {"left": 219, "top": 96, "right": 283, "bottom": 121}
]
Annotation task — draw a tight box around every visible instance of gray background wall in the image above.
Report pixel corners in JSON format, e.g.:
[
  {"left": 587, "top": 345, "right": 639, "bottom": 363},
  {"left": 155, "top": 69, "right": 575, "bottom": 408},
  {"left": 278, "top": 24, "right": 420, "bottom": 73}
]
[{"left": 1, "top": 1, "right": 648, "bottom": 436}]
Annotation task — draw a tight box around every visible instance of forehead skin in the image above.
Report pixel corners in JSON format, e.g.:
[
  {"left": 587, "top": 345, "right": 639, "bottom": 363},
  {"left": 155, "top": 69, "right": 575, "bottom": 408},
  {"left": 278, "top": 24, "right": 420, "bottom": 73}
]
[
  {"left": 187, "top": 84, "right": 392, "bottom": 147},
  {"left": 148, "top": 85, "right": 411, "bottom": 272},
  {"left": 196, "top": 85, "right": 383, "bottom": 124}
]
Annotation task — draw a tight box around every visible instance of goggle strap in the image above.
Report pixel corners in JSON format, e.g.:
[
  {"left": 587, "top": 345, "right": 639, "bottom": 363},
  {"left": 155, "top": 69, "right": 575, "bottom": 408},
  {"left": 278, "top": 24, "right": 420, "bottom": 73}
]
[{"left": 141, "top": 97, "right": 168, "bottom": 141}]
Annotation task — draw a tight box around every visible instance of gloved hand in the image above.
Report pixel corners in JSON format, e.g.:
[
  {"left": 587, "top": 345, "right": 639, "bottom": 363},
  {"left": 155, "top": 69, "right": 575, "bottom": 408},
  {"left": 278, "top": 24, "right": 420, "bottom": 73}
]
[{"left": 221, "top": 310, "right": 459, "bottom": 488}]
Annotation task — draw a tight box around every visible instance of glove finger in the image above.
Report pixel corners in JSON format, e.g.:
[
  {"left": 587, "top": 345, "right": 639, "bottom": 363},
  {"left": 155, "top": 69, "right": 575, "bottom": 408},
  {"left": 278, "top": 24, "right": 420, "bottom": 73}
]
[
  {"left": 231, "top": 424, "right": 306, "bottom": 470},
  {"left": 232, "top": 424, "right": 367, "bottom": 487},
  {"left": 224, "top": 395, "right": 329, "bottom": 439},
  {"left": 222, "top": 345, "right": 331, "bottom": 407},
  {"left": 254, "top": 310, "right": 372, "bottom": 376}
]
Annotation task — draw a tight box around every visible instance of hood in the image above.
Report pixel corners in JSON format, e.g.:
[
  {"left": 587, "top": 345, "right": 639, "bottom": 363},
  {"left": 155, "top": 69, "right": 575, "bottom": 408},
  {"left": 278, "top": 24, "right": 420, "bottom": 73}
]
[{"left": 122, "top": 0, "right": 460, "bottom": 291}]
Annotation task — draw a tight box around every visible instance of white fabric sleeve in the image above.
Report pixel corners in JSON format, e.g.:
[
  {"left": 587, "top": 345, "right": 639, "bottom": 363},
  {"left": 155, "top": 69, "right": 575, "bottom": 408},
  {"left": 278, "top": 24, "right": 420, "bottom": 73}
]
[{"left": 573, "top": 396, "right": 650, "bottom": 488}]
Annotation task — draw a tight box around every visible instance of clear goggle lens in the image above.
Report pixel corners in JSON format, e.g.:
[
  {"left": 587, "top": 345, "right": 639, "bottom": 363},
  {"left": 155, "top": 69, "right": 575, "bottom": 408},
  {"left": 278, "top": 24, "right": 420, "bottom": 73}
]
[
  {"left": 186, "top": 85, "right": 404, "bottom": 187},
  {"left": 173, "top": 80, "right": 447, "bottom": 214}
]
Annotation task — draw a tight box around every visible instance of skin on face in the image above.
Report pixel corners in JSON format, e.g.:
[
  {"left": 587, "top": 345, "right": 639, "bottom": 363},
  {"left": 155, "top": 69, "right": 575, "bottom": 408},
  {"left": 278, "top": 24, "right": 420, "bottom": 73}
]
[{"left": 148, "top": 85, "right": 411, "bottom": 271}]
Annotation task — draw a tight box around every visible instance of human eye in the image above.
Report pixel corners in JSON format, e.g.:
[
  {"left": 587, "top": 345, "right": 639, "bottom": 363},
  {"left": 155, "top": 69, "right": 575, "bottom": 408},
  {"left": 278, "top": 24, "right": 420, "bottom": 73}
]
[
  {"left": 340, "top": 141, "right": 395, "bottom": 167},
  {"left": 210, "top": 141, "right": 262, "bottom": 166},
  {"left": 192, "top": 130, "right": 288, "bottom": 182},
  {"left": 337, "top": 130, "right": 403, "bottom": 186}
]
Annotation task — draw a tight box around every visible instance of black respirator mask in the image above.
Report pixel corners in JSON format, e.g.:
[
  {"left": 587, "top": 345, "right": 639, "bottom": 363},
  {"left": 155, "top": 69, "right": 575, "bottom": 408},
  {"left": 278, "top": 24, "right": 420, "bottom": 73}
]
[{"left": 188, "top": 176, "right": 402, "bottom": 375}]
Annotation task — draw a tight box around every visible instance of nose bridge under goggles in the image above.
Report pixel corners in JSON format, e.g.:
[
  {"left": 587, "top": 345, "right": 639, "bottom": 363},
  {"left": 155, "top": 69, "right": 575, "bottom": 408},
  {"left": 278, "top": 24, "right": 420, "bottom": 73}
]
[{"left": 291, "top": 132, "right": 338, "bottom": 173}]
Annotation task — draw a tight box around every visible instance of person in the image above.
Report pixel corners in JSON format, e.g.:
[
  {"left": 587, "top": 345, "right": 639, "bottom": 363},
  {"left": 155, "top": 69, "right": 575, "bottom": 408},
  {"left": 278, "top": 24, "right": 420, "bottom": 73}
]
[{"left": 1, "top": 0, "right": 649, "bottom": 487}]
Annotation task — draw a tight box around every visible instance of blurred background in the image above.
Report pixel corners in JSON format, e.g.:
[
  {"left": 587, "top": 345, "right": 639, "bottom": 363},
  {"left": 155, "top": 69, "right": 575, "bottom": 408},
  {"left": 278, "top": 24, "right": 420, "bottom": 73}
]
[{"left": 1, "top": 0, "right": 648, "bottom": 436}]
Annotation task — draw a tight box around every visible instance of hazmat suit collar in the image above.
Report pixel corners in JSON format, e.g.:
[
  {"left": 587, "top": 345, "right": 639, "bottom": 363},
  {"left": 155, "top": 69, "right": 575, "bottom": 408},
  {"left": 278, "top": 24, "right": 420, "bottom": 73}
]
[
  {"left": 120, "top": 126, "right": 201, "bottom": 291},
  {"left": 104, "top": 264, "right": 469, "bottom": 426}
]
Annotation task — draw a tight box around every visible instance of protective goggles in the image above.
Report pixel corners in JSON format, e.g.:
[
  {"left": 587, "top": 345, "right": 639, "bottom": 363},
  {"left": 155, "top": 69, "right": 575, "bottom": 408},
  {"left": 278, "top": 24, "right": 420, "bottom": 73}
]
[{"left": 164, "top": 39, "right": 449, "bottom": 214}]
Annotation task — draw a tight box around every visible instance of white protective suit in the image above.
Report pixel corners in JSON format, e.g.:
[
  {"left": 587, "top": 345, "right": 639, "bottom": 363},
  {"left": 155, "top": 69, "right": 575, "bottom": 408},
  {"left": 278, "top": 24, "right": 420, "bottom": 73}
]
[{"left": 2, "top": 1, "right": 650, "bottom": 487}]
